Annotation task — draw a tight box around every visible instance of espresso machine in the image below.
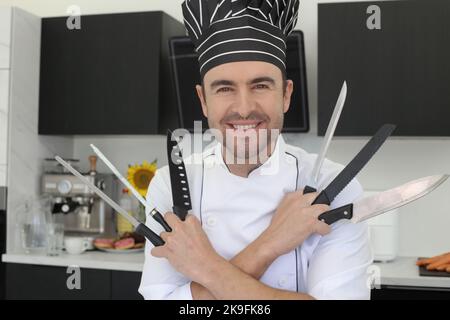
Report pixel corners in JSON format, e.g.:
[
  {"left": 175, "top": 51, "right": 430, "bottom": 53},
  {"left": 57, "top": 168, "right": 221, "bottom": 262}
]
[{"left": 42, "top": 156, "right": 117, "bottom": 236}]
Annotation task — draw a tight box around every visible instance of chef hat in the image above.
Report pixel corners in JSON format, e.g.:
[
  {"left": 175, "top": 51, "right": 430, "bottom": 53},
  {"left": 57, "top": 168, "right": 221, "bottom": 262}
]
[{"left": 182, "top": 0, "right": 300, "bottom": 78}]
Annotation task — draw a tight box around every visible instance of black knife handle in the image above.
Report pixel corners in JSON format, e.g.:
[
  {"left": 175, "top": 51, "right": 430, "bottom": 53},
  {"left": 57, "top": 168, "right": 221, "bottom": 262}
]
[
  {"left": 135, "top": 223, "right": 165, "bottom": 247},
  {"left": 173, "top": 206, "right": 188, "bottom": 221},
  {"left": 318, "top": 203, "right": 354, "bottom": 225},
  {"left": 312, "top": 190, "right": 331, "bottom": 205},
  {"left": 150, "top": 209, "right": 172, "bottom": 232},
  {"left": 303, "top": 185, "right": 317, "bottom": 194}
]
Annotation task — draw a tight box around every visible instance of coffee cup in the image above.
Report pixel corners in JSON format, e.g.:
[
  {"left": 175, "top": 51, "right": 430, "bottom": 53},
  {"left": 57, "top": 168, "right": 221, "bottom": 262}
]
[{"left": 64, "top": 237, "right": 90, "bottom": 254}]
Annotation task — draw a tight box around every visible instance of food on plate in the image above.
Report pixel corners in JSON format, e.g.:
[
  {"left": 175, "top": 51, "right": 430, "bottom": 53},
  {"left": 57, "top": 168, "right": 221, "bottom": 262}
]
[
  {"left": 114, "top": 237, "right": 135, "bottom": 250},
  {"left": 416, "top": 252, "right": 450, "bottom": 272},
  {"left": 94, "top": 232, "right": 146, "bottom": 251},
  {"left": 93, "top": 238, "right": 115, "bottom": 249}
]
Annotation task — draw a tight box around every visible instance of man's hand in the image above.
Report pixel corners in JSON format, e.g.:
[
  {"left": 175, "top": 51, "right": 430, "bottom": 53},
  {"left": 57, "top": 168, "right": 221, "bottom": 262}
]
[
  {"left": 151, "top": 213, "right": 225, "bottom": 284},
  {"left": 257, "top": 190, "right": 331, "bottom": 259}
]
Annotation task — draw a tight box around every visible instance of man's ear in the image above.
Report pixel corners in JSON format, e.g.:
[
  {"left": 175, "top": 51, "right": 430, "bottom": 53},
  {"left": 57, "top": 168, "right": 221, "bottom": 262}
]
[
  {"left": 283, "top": 80, "right": 294, "bottom": 113},
  {"left": 196, "top": 84, "right": 208, "bottom": 118}
]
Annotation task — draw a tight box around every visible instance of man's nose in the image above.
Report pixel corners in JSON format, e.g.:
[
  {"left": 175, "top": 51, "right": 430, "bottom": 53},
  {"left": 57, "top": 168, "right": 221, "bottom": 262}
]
[{"left": 234, "top": 88, "right": 256, "bottom": 118}]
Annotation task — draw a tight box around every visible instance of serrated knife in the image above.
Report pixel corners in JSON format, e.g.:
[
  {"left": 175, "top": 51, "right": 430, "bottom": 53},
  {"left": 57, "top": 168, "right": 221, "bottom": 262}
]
[{"left": 312, "top": 123, "right": 396, "bottom": 205}]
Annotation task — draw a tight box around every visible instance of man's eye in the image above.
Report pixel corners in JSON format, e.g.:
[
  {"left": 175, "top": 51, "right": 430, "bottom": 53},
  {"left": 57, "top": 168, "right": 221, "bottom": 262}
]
[
  {"left": 217, "top": 87, "right": 232, "bottom": 93},
  {"left": 254, "top": 83, "right": 269, "bottom": 90}
]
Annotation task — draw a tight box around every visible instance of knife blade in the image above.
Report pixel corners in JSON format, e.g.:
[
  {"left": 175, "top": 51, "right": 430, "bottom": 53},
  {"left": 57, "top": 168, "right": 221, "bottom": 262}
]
[
  {"left": 167, "top": 130, "right": 192, "bottom": 221},
  {"left": 318, "top": 174, "right": 449, "bottom": 225},
  {"left": 310, "top": 81, "right": 347, "bottom": 187},
  {"left": 90, "top": 144, "right": 172, "bottom": 232},
  {"left": 55, "top": 156, "right": 164, "bottom": 247},
  {"left": 313, "top": 123, "right": 396, "bottom": 205}
]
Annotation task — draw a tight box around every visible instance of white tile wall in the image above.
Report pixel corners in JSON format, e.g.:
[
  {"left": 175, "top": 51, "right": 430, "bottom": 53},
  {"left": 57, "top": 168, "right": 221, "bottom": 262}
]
[{"left": 0, "top": 7, "right": 11, "bottom": 69}]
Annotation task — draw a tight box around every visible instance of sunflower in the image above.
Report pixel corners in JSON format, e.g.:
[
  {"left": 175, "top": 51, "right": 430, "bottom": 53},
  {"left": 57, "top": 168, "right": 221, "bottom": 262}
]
[{"left": 127, "top": 159, "right": 157, "bottom": 198}]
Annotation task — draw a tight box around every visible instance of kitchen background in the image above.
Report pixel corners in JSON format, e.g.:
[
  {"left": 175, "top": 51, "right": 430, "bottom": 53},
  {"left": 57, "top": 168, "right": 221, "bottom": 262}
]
[{"left": 0, "top": 0, "right": 449, "bottom": 299}]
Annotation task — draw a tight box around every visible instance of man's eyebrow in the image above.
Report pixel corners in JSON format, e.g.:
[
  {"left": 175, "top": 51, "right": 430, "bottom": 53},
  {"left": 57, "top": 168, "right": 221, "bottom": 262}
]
[
  {"left": 248, "top": 77, "right": 276, "bottom": 85},
  {"left": 210, "top": 79, "right": 235, "bottom": 89}
]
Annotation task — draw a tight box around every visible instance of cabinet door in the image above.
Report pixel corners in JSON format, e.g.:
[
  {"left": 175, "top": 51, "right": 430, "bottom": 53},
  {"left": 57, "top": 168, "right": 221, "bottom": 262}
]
[
  {"left": 6, "top": 263, "right": 111, "bottom": 299},
  {"left": 39, "top": 12, "right": 162, "bottom": 135},
  {"left": 111, "top": 270, "right": 143, "bottom": 300},
  {"left": 0, "top": 7, "right": 11, "bottom": 69},
  {"left": 371, "top": 286, "right": 450, "bottom": 300}
]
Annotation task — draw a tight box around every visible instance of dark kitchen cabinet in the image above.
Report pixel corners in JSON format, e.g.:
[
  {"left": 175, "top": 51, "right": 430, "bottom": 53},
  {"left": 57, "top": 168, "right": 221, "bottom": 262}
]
[
  {"left": 39, "top": 11, "right": 185, "bottom": 135},
  {"left": 319, "top": 0, "right": 450, "bottom": 136},
  {"left": 6, "top": 263, "right": 143, "bottom": 300},
  {"left": 371, "top": 286, "right": 450, "bottom": 300}
]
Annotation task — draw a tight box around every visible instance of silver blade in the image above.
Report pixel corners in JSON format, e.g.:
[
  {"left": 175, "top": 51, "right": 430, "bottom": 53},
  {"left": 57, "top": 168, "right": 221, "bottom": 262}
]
[
  {"left": 312, "top": 81, "right": 347, "bottom": 183},
  {"left": 55, "top": 156, "right": 140, "bottom": 227},
  {"left": 90, "top": 144, "right": 147, "bottom": 208},
  {"left": 352, "top": 174, "right": 449, "bottom": 223}
]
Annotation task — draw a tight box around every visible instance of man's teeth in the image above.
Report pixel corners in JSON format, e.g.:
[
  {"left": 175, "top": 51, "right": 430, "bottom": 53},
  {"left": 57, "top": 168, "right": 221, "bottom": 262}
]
[{"left": 232, "top": 124, "right": 258, "bottom": 130}]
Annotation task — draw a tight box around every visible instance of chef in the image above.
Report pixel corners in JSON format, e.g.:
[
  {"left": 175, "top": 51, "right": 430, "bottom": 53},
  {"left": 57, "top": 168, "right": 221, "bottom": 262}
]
[{"left": 139, "top": 0, "right": 372, "bottom": 300}]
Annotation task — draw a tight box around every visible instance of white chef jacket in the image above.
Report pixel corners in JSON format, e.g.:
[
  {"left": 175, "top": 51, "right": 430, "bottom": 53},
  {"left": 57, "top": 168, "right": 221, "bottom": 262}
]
[{"left": 138, "top": 134, "right": 373, "bottom": 300}]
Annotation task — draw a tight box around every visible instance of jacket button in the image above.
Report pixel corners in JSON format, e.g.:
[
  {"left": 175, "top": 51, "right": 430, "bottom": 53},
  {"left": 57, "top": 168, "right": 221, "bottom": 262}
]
[{"left": 206, "top": 216, "right": 217, "bottom": 227}]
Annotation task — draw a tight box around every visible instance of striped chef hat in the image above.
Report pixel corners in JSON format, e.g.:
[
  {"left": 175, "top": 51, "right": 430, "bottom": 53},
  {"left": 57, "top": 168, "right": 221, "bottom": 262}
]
[{"left": 182, "top": 0, "right": 300, "bottom": 78}]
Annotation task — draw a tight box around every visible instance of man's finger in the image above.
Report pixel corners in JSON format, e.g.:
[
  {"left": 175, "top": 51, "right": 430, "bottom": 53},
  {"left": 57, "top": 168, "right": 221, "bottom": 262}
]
[
  {"left": 160, "top": 232, "right": 170, "bottom": 242},
  {"left": 314, "top": 220, "right": 331, "bottom": 236},
  {"left": 151, "top": 246, "right": 165, "bottom": 258},
  {"left": 165, "top": 212, "right": 181, "bottom": 228},
  {"left": 311, "top": 204, "right": 330, "bottom": 218}
]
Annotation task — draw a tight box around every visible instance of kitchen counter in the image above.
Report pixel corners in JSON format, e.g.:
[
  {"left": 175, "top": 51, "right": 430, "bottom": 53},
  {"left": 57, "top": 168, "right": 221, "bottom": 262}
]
[
  {"left": 373, "top": 257, "right": 450, "bottom": 289},
  {"left": 2, "top": 251, "right": 145, "bottom": 272},
  {"left": 2, "top": 253, "right": 450, "bottom": 289}
]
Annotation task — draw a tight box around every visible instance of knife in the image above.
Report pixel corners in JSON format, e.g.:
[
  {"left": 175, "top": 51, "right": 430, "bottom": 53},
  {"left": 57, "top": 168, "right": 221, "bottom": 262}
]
[
  {"left": 90, "top": 144, "right": 172, "bottom": 232},
  {"left": 317, "top": 174, "right": 449, "bottom": 225},
  {"left": 55, "top": 156, "right": 164, "bottom": 246},
  {"left": 167, "top": 130, "right": 192, "bottom": 221},
  {"left": 312, "top": 123, "right": 396, "bottom": 206},
  {"left": 304, "top": 81, "right": 347, "bottom": 194}
]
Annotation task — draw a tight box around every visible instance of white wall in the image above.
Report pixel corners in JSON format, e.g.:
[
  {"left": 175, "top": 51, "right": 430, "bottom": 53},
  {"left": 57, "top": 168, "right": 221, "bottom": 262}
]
[
  {"left": 0, "top": 6, "right": 11, "bottom": 186},
  {"left": 6, "top": 8, "right": 74, "bottom": 252},
  {"left": 2, "top": 0, "right": 449, "bottom": 257}
]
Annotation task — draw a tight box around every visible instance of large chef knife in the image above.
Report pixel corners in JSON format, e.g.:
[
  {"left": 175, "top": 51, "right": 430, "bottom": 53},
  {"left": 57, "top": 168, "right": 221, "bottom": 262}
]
[
  {"left": 312, "top": 123, "right": 396, "bottom": 205},
  {"left": 304, "top": 81, "right": 347, "bottom": 194},
  {"left": 55, "top": 156, "right": 165, "bottom": 246},
  {"left": 317, "top": 174, "right": 448, "bottom": 225},
  {"left": 167, "top": 130, "right": 192, "bottom": 221}
]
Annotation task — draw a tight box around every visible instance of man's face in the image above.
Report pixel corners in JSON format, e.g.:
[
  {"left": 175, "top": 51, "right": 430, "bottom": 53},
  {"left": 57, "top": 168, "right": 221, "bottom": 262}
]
[{"left": 196, "top": 61, "right": 294, "bottom": 163}]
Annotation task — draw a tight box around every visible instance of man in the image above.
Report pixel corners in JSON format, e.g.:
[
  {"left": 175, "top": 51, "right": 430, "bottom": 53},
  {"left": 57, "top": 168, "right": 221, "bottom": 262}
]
[{"left": 139, "top": 0, "right": 372, "bottom": 300}]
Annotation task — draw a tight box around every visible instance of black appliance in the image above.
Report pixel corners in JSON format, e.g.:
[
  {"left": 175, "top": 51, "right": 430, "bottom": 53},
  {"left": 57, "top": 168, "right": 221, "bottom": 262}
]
[{"left": 169, "top": 30, "right": 310, "bottom": 133}]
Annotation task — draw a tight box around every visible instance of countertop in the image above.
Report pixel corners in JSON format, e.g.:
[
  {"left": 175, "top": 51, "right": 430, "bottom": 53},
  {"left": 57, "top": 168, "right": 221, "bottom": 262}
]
[
  {"left": 2, "top": 251, "right": 145, "bottom": 272},
  {"left": 373, "top": 257, "right": 450, "bottom": 289},
  {"left": 2, "top": 253, "right": 450, "bottom": 289}
]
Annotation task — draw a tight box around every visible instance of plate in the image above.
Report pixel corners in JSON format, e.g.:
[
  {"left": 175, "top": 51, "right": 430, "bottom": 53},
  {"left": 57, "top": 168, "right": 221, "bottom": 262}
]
[{"left": 97, "top": 247, "right": 144, "bottom": 254}]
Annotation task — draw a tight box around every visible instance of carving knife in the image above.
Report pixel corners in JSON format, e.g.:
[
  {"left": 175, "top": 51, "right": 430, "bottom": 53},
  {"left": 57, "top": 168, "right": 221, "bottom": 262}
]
[{"left": 318, "top": 174, "right": 449, "bottom": 225}]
